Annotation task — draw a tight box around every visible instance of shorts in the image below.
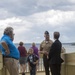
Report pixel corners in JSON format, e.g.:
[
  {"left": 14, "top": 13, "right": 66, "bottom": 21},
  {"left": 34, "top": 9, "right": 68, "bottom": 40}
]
[{"left": 19, "top": 57, "right": 27, "bottom": 64}]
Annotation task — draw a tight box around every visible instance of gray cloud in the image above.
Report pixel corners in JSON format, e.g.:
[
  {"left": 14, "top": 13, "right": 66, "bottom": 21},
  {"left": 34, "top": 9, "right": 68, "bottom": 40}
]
[
  {"left": 0, "top": 0, "right": 75, "bottom": 17},
  {"left": 0, "top": 0, "right": 75, "bottom": 43}
]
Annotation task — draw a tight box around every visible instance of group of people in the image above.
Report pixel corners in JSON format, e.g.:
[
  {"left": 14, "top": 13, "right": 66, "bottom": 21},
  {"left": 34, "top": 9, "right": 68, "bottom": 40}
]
[
  {"left": 18, "top": 42, "right": 39, "bottom": 75},
  {"left": 0, "top": 26, "right": 64, "bottom": 75},
  {"left": 40, "top": 31, "right": 64, "bottom": 75}
]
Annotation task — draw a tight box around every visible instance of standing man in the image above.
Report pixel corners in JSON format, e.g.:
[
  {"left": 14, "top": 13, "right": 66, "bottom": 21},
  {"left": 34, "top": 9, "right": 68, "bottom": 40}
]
[
  {"left": 48, "top": 32, "right": 64, "bottom": 75},
  {"left": 0, "top": 27, "right": 20, "bottom": 75},
  {"left": 40, "top": 31, "right": 53, "bottom": 75}
]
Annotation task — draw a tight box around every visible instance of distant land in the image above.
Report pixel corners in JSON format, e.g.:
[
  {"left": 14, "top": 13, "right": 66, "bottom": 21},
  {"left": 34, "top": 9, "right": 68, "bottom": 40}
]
[
  {"left": 14, "top": 42, "right": 75, "bottom": 45},
  {"left": 62, "top": 43, "right": 75, "bottom": 45}
]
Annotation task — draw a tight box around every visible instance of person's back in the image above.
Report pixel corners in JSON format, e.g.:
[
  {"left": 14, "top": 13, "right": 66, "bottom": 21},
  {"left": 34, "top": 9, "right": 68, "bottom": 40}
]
[
  {"left": 18, "top": 46, "right": 27, "bottom": 57},
  {"left": 18, "top": 42, "right": 27, "bottom": 75},
  {"left": 31, "top": 46, "right": 39, "bottom": 56},
  {"left": 31, "top": 42, "right": 39, "bottom": 57},
  {"left": 48, "top": 32, "right": 64, "bottom": 75}
]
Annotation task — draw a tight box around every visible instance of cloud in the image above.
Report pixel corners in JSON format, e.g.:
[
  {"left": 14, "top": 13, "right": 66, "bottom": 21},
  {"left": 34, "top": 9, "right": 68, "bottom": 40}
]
[
  {"left": 27, "top": 10, "right": 75, "bottom": 27},
  {"left": 68, "top": 0, "right": 75, "bottom": 3},
  {"left": 0, "top": 0, "right": 75, "bottom": 17},
  {"left": 0, "top": 0, "right": 75, "bottom": 43}
]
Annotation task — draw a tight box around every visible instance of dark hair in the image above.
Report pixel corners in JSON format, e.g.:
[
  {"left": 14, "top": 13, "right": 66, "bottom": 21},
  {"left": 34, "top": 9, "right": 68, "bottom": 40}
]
[
  {"left": 54, "top": 32, "right": 60, "bottom": 39},
  {"left": 44, "top": 31, "right": 49, "bottom": 35},
  {"left": 19, "top": 42, "right": 23, "bottom": 46}
]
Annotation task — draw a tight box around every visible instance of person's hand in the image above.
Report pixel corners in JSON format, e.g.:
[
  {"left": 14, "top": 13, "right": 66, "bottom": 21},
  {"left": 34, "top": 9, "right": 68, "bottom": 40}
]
[
  {"left": 38, "top": 51, "right": 43, "bottom": 54},
  {"left": 5, "top": 49, "right": 10, "bottom": 55},
  {"left": 33, "top": 62, "right": 36, "bottom": 65},
  {"left": 33, "top": 62, "right": 37, "bottom": 65},
  {"left": 29, "top": 66, "right": 32, "bottom": 70},
  {"left": 44, "top": 51, "right": 48, "bottom": 55}
]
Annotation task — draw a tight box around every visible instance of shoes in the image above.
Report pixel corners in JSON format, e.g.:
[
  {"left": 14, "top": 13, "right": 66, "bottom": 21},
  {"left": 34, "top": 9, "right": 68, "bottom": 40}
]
[{"left": 22, "top": 72, "right": 25, "bottom": 75}]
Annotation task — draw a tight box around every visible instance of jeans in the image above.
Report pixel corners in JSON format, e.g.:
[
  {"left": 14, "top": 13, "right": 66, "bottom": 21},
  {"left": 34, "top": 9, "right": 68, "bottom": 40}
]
[{"left": 30, "top": 66, "right": 36, "bottom": 75}]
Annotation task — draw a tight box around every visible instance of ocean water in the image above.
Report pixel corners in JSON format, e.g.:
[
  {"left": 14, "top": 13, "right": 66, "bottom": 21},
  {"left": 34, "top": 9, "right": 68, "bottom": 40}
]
[
  {"left": 15, "top": 43, "right": 75, "bottom": 53},
  {"left": 63, "top": 44, "right": 75, "bottom": 53}
]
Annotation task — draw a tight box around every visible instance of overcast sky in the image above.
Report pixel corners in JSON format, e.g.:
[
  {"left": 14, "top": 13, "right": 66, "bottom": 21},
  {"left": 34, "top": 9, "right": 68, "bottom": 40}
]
[{"left": 0, "top": 0, "right": 75, "bottom": 43}]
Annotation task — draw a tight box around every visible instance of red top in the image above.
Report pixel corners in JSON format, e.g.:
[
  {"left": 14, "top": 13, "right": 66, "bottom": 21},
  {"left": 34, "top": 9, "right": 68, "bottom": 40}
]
[{"left": 18, "top": 46, "right": 27, "bottom": 57}]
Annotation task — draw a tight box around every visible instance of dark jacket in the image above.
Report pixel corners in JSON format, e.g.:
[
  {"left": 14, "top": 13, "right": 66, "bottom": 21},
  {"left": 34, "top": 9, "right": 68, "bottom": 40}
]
[{"left": 48, "top": 39, "right": 64, "bottom": 64}]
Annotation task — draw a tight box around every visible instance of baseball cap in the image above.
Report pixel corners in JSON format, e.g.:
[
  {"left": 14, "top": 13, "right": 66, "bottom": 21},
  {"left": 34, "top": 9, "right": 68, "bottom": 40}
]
[{"left": 44, "top": 31, "right": 49, "bottom": 35}]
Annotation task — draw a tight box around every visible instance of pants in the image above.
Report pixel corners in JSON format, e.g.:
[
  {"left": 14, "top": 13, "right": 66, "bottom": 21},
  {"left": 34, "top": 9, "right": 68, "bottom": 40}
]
[
  {"left": 30, "top": 66, "right": 36, "bottom": 75},
  {"left": 3, "top": 58, "right": 19, "bottom": 75},
  {"left": 50, "top": 64, "right": 61, "bottom": 75},
  {"left": 43, "top": 55, "right": 50, "bottom": 75}
]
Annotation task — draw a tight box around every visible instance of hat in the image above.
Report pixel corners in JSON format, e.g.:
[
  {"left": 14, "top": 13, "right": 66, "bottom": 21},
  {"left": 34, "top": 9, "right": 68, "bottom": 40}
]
[{"left": 44, "top": 31, "right": 49, "bottom": 35}]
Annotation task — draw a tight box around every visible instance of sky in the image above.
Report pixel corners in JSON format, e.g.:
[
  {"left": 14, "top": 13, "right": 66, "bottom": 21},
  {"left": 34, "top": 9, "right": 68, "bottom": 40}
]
[{"left": 0, "top": 0, "right": 75, "bottom": 43}]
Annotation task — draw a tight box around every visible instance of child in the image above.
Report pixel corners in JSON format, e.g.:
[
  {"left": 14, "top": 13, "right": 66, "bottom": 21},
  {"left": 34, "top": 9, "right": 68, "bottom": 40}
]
[{"left": 27, "top": 48, "right": 39, "bottom": 75}]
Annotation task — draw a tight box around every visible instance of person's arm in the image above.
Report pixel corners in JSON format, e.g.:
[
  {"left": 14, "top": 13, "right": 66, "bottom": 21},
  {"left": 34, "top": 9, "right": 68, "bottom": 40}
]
[
  {"left": 24, "top": 47, "right": 27, "bottom": 56},
  {"left": 1, "top": 41, "right": 10, "bottom": 55},
  {"left": 61, "top": 47, "right": 66, "bottom": 53},
  {"left": 48, "top": 43, "right": 55, "bottom": 60},
  {"left": 39, "top": 47, "right": 48, "bottom": 54},
  {"left": 39, "top": 43, "right": 45, "bottom": 54},
  {"left": 34, "top": 60, "right": 39, "bottom": 65},
  {"left": 33, "top": 55, "right": 39, "bottom": 65}
]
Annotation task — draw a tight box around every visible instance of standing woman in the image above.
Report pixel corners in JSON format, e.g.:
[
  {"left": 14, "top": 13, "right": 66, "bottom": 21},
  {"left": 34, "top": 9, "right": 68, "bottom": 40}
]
[
  {"left": 31, "top": 42, "right": 39, "bottom": 57},
  {"left": 18, "top": 42, "right": 27, "bottom": 75},
  {"left": 40, "top": 31, "right": 53, "bottom": 75},
  {"left": 48, "top": 32, "right": 64, "bottom": 75}
]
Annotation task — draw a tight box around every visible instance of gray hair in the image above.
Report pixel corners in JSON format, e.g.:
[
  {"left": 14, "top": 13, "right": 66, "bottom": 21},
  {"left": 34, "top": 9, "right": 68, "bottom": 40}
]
[{"left": 4, "top": 27, "right": 13, "bottom": 35}]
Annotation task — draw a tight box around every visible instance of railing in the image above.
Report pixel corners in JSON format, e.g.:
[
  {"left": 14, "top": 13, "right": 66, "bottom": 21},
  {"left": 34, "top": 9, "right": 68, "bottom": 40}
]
[{"left": 1, "top": 52, "right": 75, "bottom": 75}]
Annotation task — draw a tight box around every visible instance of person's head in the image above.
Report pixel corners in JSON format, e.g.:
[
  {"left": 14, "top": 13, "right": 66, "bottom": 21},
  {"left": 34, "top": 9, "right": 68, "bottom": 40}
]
[
  {"left": 3, "top": 27, "right": 14, "bottom": 41},
  {"left": 32, "top": 42, "right": 35, "bottom": 47},
  {"left": 54, "top": 32, "right": 60, "bottom": 40},
  {"left": 19, "top": 42, "right": 23, "bottom": 46},
  {"left": 28, "top": 48, "right": 34, "bottom": 54},
  {"left": 44, "top": 31, "right": 50, "bottom": 41}
]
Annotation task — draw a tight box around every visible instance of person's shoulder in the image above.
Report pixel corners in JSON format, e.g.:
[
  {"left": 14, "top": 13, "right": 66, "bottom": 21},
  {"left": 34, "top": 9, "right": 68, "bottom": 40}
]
[
  {"left": 35, "top": 46, "right": 38, "bottom": 49},
  {"left": 27, "top": 54, "right": 31, "bottom": 58},
  {"left": 23, "top": 46, "right": 26, "bottom": 49},
  {"left": 1, "top": 35, "right": 10, "bottom": 44},
  {"left": 51, "top": 39, "right": 53, "bottom": 42},
  {"left": 18, "top": 46, "right": 22, "bottom": 48},
  {"left": 33, "top": 54, "right": 37, "bottom": 56},
  {"left": 56, "top": 40, "right": 61, "bottom": 43},
  {"left": 55, "top": 40, "right": 61, "bottom": 45},
  {"left": 49, "top": 39, "right": 53, "bottom": 44},
  {"left": 18, "top": 46, "right": 20, "bottom": 49},
  {"left": 40, "top": 40, "right": 45, "bottom": 44},
  {"left": 33, "top": 54, "right": 39, "bottom": 59},
  {"left": 1, "top": 36, "right": 8, "bottom": 41}
]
